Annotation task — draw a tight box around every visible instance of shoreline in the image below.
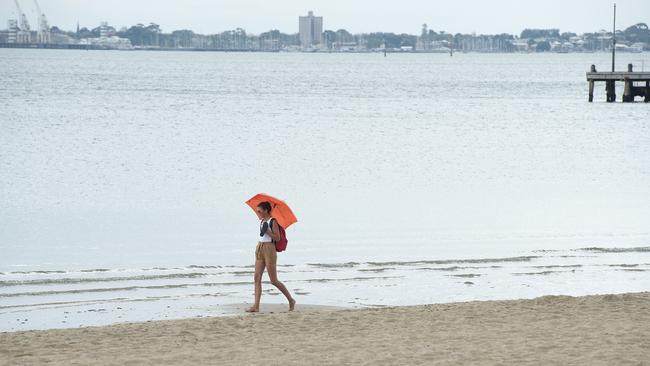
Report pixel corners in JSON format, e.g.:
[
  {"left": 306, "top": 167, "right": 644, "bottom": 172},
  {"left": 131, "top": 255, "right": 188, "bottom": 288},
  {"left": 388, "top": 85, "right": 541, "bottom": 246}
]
[
  {"left": 0, "top": 45, "right": 643, "bottom": 54},
  {"left": 2, "top": 291, "right": 648, "bottom": 365}
]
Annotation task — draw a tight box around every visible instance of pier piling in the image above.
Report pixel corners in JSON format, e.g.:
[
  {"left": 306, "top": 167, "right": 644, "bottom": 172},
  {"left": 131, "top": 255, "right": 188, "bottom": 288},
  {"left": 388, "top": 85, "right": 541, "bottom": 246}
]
[
  {"left": 623, "top": 64, "right": 633, "bottom": 103},
  {"left": 588, "top": 65, "right": 596, "bottom": 102},
  {"left": 606, "top": 81, "right": 616, "bottom": 103}
]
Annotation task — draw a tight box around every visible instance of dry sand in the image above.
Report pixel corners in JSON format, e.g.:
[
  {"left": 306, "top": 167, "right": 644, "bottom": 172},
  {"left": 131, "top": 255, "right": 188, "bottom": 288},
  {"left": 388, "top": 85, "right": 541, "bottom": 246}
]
[{"left": 1, "top": 292, "right": 649, "bottom": 365}]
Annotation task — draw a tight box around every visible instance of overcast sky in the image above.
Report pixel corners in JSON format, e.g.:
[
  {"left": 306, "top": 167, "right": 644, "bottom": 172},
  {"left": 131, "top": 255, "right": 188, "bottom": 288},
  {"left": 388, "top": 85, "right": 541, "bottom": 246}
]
[{"left": 1, "top": 0, "right": 648, "bottom": 35}]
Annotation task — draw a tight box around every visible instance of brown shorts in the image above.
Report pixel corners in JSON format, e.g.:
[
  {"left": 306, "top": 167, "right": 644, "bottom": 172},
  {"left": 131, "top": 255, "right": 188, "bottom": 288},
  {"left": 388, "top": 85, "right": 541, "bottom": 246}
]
[{"left": 255, "top": 242, "right": 277, "bottom": 265}]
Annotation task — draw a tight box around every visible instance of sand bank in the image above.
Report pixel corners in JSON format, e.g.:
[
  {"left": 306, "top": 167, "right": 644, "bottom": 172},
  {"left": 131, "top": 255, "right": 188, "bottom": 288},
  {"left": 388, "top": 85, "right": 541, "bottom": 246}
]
[{"left": 1, "top": 292, "right": 649, "bottom": 365}]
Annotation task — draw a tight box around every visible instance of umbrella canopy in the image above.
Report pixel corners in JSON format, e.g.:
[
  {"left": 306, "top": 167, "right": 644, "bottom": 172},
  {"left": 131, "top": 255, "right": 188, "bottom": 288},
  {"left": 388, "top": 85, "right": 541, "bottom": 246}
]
[{"left": 245, "top": 193, "right": 298, "bottom": 229}]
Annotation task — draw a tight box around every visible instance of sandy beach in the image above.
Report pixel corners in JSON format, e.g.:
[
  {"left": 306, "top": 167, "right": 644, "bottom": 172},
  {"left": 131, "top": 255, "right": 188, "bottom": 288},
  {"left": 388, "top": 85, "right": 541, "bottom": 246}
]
[{"left": 1, "top": 292, "right": 649, "bottom": 365}]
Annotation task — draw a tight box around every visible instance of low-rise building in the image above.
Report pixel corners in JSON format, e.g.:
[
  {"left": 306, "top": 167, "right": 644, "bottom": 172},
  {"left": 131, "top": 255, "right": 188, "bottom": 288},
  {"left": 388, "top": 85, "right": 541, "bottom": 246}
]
[{"left": 78, "top": 35, "right": 133, "bottom": 49}]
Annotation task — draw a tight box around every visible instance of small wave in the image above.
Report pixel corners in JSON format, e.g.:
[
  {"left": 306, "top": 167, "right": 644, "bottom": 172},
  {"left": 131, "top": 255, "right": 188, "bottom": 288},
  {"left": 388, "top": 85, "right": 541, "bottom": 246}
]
[
  {"left": 357, "top": 267, "right": 395, "bottom": 273},
  {"left": 221, "top": 264, "right": 293, "bottom": 268},
  {"left": 0, "top": 292, "right": 238, "bottom": 311},
  {"left": 304, "top": 275, "right": 404, "bottom": 283},
  {"left": 449, "top": 273, "right": 482, "bottom": 278},
  {"left": 418, "top": 265, "right": 503, "bottom": 272},
  {"left": 4, "top": 268, "right": 181, "bottom": 275},
  {"left": 0, "top": 280, "right": 255, "bottom": 298},
  {"left": 228, "top": 269, "right": 287, "bottom": 276},
  {"left": 530, "top": 264, "right": 583, "bottom": 269},
  {"left": 577, "top": 246, "right": 650, "bottom": 253},
  {"left": 0, "top": 284, "right": 191, "bottom": 298},
  {"left": 607, "top": 264, "right": 640, "bottom": 268},
  {"left": 418, "top": 266, "right": 463, "bottom": 271},
  {"left": 349, "top": 302, "right": 388, "bottom": 308},
  {"left": 307, "top": 262, "right": 360, "bottom": 268},
  {"left": 366, "top": 256, "right": 540, "bottom": 267},
  {"left": 6, "top": 268, "right": 161, "bottom": 275},
  {"left": 79, "top": 269, "right": 111, "bottom": 273},
  {"left": 0, "top": 272, "right": 208, "bottom": 287},
  {"left": 0, "top": 298, "right": 130, "bottom": 311},
  {"left": 513, "top": 271, "right": 556, "bottom": 276},
  {"left": 230, "top": 271, "right": 255, "bottom": 276},
  {"left": 7, "top": 270, "right": 67, "bottom": 275},
  {"left": 512, "top": 269, "right": 578, "bottom": 276},
  {"left": 187, "top": 265, "right": 222, "bottom": 269}
]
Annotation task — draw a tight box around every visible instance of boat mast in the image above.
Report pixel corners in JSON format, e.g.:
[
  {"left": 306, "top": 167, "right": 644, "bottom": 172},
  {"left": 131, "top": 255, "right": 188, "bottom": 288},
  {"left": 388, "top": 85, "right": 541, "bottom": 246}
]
[{"left": 611, "top": 3, "right": 616, "bottom": 72}]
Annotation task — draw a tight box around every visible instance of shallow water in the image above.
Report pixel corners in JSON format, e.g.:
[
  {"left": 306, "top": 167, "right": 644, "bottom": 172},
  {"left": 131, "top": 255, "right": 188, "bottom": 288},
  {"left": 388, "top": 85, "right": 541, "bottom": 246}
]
[{"left": 1, "top": 49, "right": 649, "bottom": 331}]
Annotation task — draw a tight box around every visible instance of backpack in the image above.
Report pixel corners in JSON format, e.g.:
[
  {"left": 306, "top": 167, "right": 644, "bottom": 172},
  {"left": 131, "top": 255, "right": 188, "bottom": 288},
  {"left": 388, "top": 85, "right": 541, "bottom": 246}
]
[{"left": 270, "top": 218, "right": 288, "bottom": 252}]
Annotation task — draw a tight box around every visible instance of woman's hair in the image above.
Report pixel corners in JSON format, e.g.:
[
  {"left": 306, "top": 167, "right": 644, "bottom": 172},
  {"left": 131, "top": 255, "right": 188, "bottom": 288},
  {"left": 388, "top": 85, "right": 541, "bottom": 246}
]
[{"left": 257, "top": 201, "right": 272, "bottom": 213}]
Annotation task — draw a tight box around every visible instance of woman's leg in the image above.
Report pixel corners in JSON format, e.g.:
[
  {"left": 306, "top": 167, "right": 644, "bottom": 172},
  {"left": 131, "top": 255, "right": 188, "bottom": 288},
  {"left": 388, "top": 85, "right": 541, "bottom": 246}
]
[
  {"left": 266, "top": 260, "right": 296, "bottom": 311},
  {"left": 246, "top": 259, "right": 265, "bottom": 312}
]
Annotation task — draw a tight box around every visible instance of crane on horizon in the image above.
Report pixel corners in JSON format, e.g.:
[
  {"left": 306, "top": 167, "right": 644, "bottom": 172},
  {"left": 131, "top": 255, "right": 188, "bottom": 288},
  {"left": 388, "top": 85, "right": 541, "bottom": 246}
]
[
  {"left": 32, "top": 0, "right": 51, "bottom": 43},
  {"left": 12, "top": 0, "right": 31, "bottom": 43}
]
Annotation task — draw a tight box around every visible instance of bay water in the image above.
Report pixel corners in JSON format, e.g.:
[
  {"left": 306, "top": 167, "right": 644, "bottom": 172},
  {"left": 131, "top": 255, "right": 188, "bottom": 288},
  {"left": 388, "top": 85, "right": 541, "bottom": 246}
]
[{"left": 1, "top": 49, "right": 649, "bottom": 331}]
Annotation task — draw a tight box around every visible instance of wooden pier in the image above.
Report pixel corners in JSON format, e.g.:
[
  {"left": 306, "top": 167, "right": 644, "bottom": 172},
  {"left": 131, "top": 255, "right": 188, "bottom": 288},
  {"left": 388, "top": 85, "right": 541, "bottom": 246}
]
[{"left": 587, "top": 64, "right": 650, "bottom": 103}]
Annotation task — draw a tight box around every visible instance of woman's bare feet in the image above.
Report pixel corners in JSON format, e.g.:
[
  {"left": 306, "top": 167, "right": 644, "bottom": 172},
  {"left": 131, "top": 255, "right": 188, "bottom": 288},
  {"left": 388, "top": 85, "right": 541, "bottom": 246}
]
[
  {"left": 245, "top": 306, "right": 259, "bottom": 313},
  {"left": 289, "top": 298, "right": 296, "bottom": 311}
]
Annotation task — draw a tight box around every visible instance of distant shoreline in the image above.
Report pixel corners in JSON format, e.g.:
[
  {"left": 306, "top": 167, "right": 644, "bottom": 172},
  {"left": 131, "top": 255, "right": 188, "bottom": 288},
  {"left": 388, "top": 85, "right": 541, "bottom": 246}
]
[{"left": 1, "top": 43, "right": 644, "bottom": 54}]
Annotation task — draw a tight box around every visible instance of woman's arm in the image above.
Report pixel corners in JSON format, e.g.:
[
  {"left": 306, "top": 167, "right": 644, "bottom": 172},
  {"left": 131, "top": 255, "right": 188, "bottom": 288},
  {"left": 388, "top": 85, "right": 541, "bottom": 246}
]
[{"left": 268, "top": 220, "right": 281, "bottom": 242}]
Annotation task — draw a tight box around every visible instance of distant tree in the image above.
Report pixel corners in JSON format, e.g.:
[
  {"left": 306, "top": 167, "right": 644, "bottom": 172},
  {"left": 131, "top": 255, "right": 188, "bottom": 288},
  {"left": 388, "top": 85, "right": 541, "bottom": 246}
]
[
  {"left": 335, "top": 29, "right": 354, "bottom": 44},
  {"left": 278, "top": 32, "right": 299, "bottom": 46},
  {"left": 495, "top": 33, "right": 514, "bottom": 40},
  {"left": 361, "top": 33, "right": 401, "bottom": 49},
  {"left": 119, "top": 24, "right": 149, "bottom": 46},
  {"left": 86, "top": 27, "right": 101, "bottom": 37},
  {"left": 260, "top": 29, "right": 280, "bottom": 38},
  {"left": 258, "top": 30, "right": 280, "bottom": 50},
  {"left": 211, "top": 28, "right": 247, "bottom": 49},
  {"left": 322, "top": 30, "right": 336, "bottom": 48},
  {"left": 536, "top": 41, "right": 551, "bottom": 52},
  {"left": 76, "top": 27, "right": 93, "bottom": 39},
  {"left": 146, "top": 23, "right": 161, "bottom": 45},
  {"left": 521, "top": 28, "right": 560, "bottom": 39},
  {"left": 171, "top": 30, "right": 195, "bottom": 48},
  {"left": 399, "top": 33, "right": 417, "bottom": 48},
  {"left": 624, "top": 23, "right": 649, "bottom": 43},
  {"left": 560, "top": 32, "right": 577, "bottom": 41}
]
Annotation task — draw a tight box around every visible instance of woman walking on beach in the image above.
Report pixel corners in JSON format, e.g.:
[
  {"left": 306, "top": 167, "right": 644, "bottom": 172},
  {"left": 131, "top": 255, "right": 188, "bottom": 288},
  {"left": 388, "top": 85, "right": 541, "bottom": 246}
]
[{"left": 246, "top": 201, "right": 296, "bottom": 312}]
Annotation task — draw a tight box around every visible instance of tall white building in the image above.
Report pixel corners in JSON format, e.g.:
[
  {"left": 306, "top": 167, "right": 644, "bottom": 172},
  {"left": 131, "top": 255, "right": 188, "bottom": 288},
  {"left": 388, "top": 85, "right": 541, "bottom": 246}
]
[
  {"left": 299, "top": 11, "right": 323, "bottom": 50},
  {"left": 7, "top": 20, "right": 18, "bottom": 43},
  {"left": 100, "top": 22, "right": 109, "bottom": 38}
]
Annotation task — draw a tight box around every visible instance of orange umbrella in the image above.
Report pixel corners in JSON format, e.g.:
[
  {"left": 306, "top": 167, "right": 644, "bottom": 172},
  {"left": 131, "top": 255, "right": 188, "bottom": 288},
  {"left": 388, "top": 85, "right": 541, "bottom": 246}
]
[{"left": 245, "top": 193, "right": 298, "bottom": 229}]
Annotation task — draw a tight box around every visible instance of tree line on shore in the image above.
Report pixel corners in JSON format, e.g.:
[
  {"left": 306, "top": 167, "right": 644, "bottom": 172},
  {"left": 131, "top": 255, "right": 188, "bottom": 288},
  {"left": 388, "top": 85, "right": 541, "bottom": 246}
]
[{"left": 50, "top": 22, "right": 650, "bottom": 50}]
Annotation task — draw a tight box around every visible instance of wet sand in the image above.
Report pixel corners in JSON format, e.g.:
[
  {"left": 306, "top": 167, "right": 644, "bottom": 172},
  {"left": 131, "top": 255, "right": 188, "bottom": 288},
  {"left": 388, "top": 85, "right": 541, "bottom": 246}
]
[{"left": 1, "top": 292, "right": 649, "bottom": 365}]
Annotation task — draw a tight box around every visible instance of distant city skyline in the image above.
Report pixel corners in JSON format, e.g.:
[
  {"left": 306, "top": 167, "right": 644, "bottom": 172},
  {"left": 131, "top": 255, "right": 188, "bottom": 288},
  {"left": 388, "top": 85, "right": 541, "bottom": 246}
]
[{"left": 1, "top": 0, "right": 649, "bottom": 35}]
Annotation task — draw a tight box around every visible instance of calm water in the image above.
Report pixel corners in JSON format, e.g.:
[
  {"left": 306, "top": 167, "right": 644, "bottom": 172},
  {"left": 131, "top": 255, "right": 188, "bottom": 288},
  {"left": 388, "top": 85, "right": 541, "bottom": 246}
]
[{"left": 1, "top": 49, "right": 649, "bottom": 331}]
